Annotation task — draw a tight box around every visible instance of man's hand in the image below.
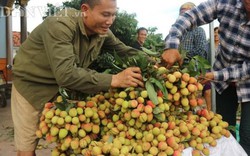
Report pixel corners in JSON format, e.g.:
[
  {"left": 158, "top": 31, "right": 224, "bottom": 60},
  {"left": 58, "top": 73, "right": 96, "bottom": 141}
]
[
  {"left": 161, "top": 49, "right": 182, "bottom": 68},
  {"left": 199, "top": 72, "right": 215, "bottom": 84},
  {"left": 111, "top": 67, "right": 144, "bottom": 88}
]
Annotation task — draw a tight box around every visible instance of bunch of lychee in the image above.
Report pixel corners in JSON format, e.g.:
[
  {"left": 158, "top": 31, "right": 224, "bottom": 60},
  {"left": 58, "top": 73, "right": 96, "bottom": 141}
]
[
  {"left": 164, "top": 69, "right": 204, "bottom": 112},
  {"left": 36, "top": 67, "right": 230, "bottom": 156}
]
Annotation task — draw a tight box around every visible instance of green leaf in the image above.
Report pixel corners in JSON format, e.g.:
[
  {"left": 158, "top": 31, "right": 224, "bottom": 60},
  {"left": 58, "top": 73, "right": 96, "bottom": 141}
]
[
  {"left": 113, "top": 51, "right": 125, "bottom": 66},
  {"left": 54, "top": 99, "right": 75, "bottom": 111},
  {"left": 110, "top": 62, "right": 124, "bottom": 72},
  {"left": 181, "top": 55, "right": 211, "bottom": 77},
  {"left": 131, "top": 57, "right": 138, "bottom": 67},
  {"left": 181, "top": 67, "right": 189, "bottom": 73},
  {"left": 54, "top": 102, "right": 67, "bottom": 111},
  {"left": 153, "top": 107, "right": 164, "bottom": 114},
  {"left": 154, "top": 113, "right": 165, "bottom": 122},
  {"left": 141, "top": 47, "right": 159, "bottom": 57},
  {"left": 59, "top": 87, "right": 69, "bottom": 99},
  {"left": 227, "top": 125, "right": 236, "bottom": 132},
  {"left": 124, "top": 87, "right": 132, "bottom": 92},
  {"left": 103, "top": 69, "right": 112, "bottom": 74},
  {"left": 193, "top": 55, "right": 210, "bottom": 66},
  {"left": 138, "top": 54, "right": 150, "bottom": 68},
  {"left": 145, "top": 81, "right": 158, "bottom": 105},
  {"left": 55, "top": 88, "right": 78, "bottom": 111},
  {"left": 65, "top": 103, "right": 75, "bottom": 112},
  {"left": 150, "top": 78, "right": 168, "bottom": 98},
  {"left": 179, "top": 48, "right": 188, "bottom": 59}
]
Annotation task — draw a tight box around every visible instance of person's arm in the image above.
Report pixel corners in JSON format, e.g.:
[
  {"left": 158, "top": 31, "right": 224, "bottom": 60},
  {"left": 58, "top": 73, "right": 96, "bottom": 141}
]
[
  {"left": 213, "top": 62, "right": 250, "bottom": 82},
  {"left": 44, "top": 21, "right": 145, "bottom": 93},
  {"left": 202, "top": 61, "right": 250, "bottom": 85},
  {"left": 42, "top": 18, "right": 114, "bottom": 94}
]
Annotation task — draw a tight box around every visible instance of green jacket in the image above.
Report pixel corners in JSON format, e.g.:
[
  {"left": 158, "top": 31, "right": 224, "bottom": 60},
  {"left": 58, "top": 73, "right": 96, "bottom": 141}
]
[{"left": 13, "top": 9, "right": 139, "bottom": 110}]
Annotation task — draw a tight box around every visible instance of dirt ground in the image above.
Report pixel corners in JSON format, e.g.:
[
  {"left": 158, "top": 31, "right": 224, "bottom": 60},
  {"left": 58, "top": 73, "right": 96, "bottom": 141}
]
[{"left": 0, "top": 100, "right": 52, "bottom": 156}]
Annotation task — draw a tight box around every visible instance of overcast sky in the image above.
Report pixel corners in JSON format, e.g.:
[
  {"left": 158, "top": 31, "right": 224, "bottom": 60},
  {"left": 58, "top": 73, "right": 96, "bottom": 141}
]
[{"left": 12, "top": 0, "right": 218, "bottom": 38}]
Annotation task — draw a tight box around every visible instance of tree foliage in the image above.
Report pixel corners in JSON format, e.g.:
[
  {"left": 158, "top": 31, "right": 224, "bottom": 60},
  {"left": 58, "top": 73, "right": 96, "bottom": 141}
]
[
  {"left": 43, "top": 0, "right": 81, "bottom": 19},
  {"left": 42, "top": 3, "right": 62, "bottom": 20},
  {"left": 144, "top": 27, "right": 165, "bottom": 52},
  {"left": 63, "top": 0, "right": 81, "bottom": 9},
  {"left": 109, "top": 11, "right": 138, "bottom": 46}
]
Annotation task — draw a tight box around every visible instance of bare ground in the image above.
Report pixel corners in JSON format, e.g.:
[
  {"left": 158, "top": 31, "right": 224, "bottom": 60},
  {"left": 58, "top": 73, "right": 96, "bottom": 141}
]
[{"left": 0, "top": 100, "right": 52, "bottom": 156}]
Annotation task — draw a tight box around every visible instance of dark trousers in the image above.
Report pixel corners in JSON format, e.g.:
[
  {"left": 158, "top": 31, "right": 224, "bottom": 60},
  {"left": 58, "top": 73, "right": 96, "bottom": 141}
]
[
  {"left": 216, "top": 85, "right": 250, "bottom": 155},
  {"left": 240, "top": 102, "right": 250, "bottom": 155}
]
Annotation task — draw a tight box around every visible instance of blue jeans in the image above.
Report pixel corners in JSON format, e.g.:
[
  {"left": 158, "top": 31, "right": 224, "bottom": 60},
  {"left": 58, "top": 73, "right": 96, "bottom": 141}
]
[{"left": 216, "top": 85, "right": 250, "bottom": 155}]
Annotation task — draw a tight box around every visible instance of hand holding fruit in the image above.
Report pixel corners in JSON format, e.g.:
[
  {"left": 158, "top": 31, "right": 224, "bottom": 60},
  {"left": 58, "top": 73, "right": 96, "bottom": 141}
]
[
  {"left": 111, "top": 67, "right": 144, "bottom": 88},
  {"left": 199, "top": 72, "right": 215, "bottom": 84},
  {"left": 161, "top": 49, "right": 183, "bottom": 68}
]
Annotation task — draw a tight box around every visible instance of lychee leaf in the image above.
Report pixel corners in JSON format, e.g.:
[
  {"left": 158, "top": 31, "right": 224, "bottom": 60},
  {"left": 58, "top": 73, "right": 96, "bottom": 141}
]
[
  {"left": 145, "top": 80, "right": 158, "bottom": 105},
  {"left": 141, "top": 47, "right": 159, "bottom": 57},
  {"left": 193, "top": 55, "right": 210, "bottom": 67},
  {"left": 153, "top": 107, "right": 163, "bottom": 114},
  {"left": 133, "top": 54, "right": 150, "bottom": 72},
  {"left": 65, "top": 103, "right": 76, "bottom": 112},
  {"left": 227, "top": 125, "right": 236, "bottom": 132},
  {"left": 113, "top": 50, "right": 126, "bottom": 66},
  {"left": 154, "top": 113, "right": 165, "bottom": 121},
  {"left": 124, "top": 87, "right": 132, "bottom": 92},
  {"left": 54, "top": 101, "right": 67, "bottom": 111},
  {"left": 181, "top": 55, "right": 211, "bottom": 77},
  {"left": 181, "top": 67, "right": 189, "bottom": 73},
  {"left": 130, "top": 57, "right": 138, "bottom": 67},
  {"left": 59, "top": 87, "right": 69, "bottom": 99},
  {"left": 150, "top": 78, "right": 168, "bottom": 99},
  {"left": 110, "top": 62, "right": 124, "bottom": 72},
  {"left": 54, "top": 99, "right": 75, "bottom": 111}
]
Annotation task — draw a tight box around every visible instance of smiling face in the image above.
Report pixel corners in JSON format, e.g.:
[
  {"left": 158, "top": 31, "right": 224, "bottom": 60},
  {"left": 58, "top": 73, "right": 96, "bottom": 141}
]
[
  {"left": 81, "top": 0, "right": 117, "bottom": 36},
  {"left": 137, "top": 29, "right": 148, "bottom": 45}
]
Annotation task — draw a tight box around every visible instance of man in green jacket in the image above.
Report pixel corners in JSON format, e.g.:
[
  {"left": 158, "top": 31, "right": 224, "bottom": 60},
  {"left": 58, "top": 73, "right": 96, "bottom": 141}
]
[{"left": 11, "top": 0, "right": 144, "bottom": 155}]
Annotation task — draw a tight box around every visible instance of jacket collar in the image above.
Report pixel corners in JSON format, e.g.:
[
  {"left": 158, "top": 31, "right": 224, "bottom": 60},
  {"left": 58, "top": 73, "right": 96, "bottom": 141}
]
[{"left": 78, "top": 12, "right": 88, "bottom": 37}]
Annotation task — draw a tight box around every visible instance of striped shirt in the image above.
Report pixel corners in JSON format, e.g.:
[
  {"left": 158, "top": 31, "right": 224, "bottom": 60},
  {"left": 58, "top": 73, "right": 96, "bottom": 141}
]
[
  {"left": 180, "top": 27, "right": 208, "bottom": 59},
  {"left": 165, "top": 0, "right": 250, "bottom": 103}
]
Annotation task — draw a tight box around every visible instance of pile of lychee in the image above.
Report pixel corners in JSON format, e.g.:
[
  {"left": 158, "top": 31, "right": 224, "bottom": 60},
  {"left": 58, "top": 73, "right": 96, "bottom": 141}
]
[{"left": 36, "top": 67, "right": 230, "bottom": 156}]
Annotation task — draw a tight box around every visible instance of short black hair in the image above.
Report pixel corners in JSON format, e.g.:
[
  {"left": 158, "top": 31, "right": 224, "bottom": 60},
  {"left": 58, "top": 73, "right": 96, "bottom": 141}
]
[
  {"left": 81, "top": 0, "right": 116, "bottom": 9},
  {"left": 81, "top": 0, "right": 101, "bottom": 9},
  {"left": 137, "top": 27, "right": 148, "bottom": 34}
]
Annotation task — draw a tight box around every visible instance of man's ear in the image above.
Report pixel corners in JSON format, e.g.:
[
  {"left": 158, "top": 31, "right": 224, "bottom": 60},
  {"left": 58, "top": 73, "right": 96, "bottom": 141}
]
[
  {"left": 81, "top": 4, "right": 89, "bottom": 17},
  {"left": 81, "top": 4, "right": 89, "bottom": 12}
]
